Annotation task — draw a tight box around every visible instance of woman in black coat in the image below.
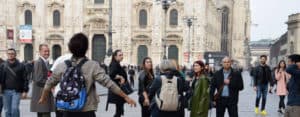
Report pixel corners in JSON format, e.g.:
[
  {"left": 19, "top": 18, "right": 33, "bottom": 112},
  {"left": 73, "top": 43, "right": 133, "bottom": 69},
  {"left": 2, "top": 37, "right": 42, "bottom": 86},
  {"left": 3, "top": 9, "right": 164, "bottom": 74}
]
[
  {"left": 138, "top": 57, "right": 154, "bottom": 117},
  {"left": 107, "top": 50, "right": 128, "bottom": 117}
]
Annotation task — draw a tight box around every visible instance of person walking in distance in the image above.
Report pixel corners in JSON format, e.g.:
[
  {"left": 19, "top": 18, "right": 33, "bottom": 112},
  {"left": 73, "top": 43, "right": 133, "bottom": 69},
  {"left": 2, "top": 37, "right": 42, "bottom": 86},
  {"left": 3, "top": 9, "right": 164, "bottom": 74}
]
[
  {"left": 274, "top": 60, "right": 290, "bottom": 114},
  {"left": 128, "top": 66, "right": 135, "bottom": 88},
  {"left": 0, "top": 48, "right": 29, "bottom": 117},
  {"left": 253, "top": 55, "right": 273, "bottom": 115},
  {"left": 30, "top": 44, "right": 55, "bottom": 117},
  {"left": 138, "top": 57, "right": 154, "bottom": 117},
  {"left": 210, "top": 57, "right": 244, "bottom": 117}
]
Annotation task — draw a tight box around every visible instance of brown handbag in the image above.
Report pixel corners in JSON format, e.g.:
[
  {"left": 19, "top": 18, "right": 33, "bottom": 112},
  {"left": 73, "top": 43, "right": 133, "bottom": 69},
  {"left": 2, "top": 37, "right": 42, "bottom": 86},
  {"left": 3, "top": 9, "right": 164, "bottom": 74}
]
[{"left": 213, "top": 76, "right": 231, "bottom": 101}]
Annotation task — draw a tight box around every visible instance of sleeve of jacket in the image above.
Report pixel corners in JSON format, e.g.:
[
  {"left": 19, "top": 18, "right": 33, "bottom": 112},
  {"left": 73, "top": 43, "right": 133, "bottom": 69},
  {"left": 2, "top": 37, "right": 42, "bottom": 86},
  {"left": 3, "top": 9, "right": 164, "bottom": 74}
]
[
  {"left": 33, "top": 61, "right": 47, "bottom": 87},
  {"left": 274, "top": 69, "right": 281, "bottom": 81},
  {"left": 138, "top": 72, "right": 146, "bottom": 96},
  {"left": 109, "top": 63, "right": 120, "bottom": 83},
  {"left": 44, "top": 63, "right": 63, "bottom": 91},
  {"left": 267, "top": 66, "right": 274, "bottom": 86},
  {"left": 253, "top": 66, "right": 258, "bottom": 86},
  {"left": 286, "top": 64, "right": 300, "bottom": 76},
  {"left": 229, "top": 71, "right": 244, "bottom": 91},
  {"left": 0, "top": 64, "right": 4, "bottom": 85},
  {"left": 209, "top": 73, "right": 217, "bottom": 102},
  {"left": 93, "top": 62, "right": 122, "bottom": 95},
  {"left": 148, "top": 77, "right": 161, "bottom": 100},
  {"left": 21, "top": 63, "right": 29, "bottom": 92}
]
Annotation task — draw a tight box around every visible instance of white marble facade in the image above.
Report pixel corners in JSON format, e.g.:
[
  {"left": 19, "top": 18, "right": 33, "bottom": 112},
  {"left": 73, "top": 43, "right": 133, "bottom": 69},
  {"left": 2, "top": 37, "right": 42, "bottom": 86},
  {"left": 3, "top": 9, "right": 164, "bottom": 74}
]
[{"left": 0, "top": 0, "right": 251, "bottom": 67}]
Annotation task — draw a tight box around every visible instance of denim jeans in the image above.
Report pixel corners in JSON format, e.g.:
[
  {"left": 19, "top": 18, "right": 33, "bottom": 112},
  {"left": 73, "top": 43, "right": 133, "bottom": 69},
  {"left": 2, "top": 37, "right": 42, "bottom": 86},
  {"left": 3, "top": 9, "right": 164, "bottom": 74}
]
[
  {"left": 255, "top": 84, "right": 268, "bottom": 110},
  {"left": 3, "top": 90, "right": 21, "bottom": 117}
]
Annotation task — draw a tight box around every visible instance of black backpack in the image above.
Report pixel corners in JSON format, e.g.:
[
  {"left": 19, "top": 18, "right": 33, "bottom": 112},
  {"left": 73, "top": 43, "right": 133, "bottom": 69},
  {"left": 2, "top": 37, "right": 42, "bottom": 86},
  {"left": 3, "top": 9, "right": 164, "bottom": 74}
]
[{"left": 56, "top": 58, "right": 88, "bottom": 110}]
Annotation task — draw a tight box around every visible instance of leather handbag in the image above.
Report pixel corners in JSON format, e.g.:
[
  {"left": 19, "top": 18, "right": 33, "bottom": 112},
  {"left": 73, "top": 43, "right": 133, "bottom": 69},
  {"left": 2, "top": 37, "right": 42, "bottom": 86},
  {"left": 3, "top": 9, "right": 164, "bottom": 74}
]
[{"left": 120, "top": 82, "right": 133, "bottom": 95}]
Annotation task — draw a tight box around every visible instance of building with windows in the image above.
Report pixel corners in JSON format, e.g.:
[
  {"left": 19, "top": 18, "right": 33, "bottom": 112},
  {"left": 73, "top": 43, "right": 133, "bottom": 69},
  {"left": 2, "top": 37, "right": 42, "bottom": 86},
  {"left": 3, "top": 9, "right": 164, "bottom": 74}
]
[
  {"left": 0, "top": 0, "right": 250, "bottom": 66},
  {"left": 287, "top": 13, "right": 300, "bottom": 55},
  {"left": 249, "top": 39, "right": 273, "bottom": 66},
  {"left": 269, "top": 13, "right": 300, "bottom": 67},
  {"left": 269, "top": 33, "right": 288, "bottom": 67}
]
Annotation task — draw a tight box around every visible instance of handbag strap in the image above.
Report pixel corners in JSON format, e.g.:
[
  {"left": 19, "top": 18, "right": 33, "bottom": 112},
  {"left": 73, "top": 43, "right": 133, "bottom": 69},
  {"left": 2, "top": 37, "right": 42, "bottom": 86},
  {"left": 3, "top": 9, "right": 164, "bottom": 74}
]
[
  {"left": 5, "top": 62, "right": 17, "bottom": 77},
  {"left": 216, "top": 75, "right": 232, "bottom": 95}
]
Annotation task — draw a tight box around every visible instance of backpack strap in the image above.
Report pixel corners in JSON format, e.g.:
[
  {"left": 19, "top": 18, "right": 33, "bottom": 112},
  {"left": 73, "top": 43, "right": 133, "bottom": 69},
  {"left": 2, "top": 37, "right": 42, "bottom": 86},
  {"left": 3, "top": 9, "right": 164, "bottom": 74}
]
[
  {"left": 76, "top": 58, "right": 88, "bottom": 68},
  {"left": 64, "top": 58, "right": 88, "bottom": 68},
  {"left": 64, "top": 60, "right": 72, "bottom": 68}
]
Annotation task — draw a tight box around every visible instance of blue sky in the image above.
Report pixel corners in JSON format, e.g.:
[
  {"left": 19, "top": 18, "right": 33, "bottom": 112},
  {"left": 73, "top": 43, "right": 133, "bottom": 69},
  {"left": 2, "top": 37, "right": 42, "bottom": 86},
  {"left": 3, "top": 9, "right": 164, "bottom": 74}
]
[{"left": 250, "top": 0, "right": 300, "bottom": 41}]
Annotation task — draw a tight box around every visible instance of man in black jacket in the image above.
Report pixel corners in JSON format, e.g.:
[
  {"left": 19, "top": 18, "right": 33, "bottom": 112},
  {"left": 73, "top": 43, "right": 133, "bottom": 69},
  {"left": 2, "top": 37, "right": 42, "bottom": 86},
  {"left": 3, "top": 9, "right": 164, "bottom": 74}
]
[
  {"left": 210, "top": 57, "right": 244, "bottom": 117},
  {"left": 0, "top": 48, "right": 29, "bottom": 117},
  {"left": 253, "top": 55, "right": 272, "bottom": 115}
]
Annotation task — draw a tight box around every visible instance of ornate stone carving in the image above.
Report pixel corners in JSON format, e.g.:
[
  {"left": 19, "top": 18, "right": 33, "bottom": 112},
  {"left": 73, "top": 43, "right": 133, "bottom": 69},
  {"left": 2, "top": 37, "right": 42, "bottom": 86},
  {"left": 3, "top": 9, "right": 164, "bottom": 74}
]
[
  {"left": 18, "top": 1, "right": 36, "bottom": 11},
  {"left": 87, "top": 8, "right": 109, "bottom": 15},
  {"left": 134, "top": 0, "right": 153, "bottom": 8},
  {"left": 47, "top": 1, "right": 64, "bottom": 9}
]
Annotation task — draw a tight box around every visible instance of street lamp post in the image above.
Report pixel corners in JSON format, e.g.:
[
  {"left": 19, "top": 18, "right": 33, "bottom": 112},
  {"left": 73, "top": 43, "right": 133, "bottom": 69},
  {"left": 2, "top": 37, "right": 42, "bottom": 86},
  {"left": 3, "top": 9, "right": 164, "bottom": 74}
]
[
  {"left": 103, "top": 0, "right": 113, "bottom": 66},
  {"left": 156, "top": 0, "right": 176, "bottom": 60},
  {"left": 107, "top": 0, "right": 113, "bottom": 57},
  {"left": 183, "top": 17, "right": 196, "bottom": 67}
]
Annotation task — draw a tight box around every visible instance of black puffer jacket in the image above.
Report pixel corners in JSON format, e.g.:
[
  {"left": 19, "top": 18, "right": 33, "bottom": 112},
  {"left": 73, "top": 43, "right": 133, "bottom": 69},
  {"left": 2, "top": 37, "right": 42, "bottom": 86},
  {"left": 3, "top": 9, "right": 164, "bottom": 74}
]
[{"left": 0, "top": 60, "right": 29, "bottom": 93}]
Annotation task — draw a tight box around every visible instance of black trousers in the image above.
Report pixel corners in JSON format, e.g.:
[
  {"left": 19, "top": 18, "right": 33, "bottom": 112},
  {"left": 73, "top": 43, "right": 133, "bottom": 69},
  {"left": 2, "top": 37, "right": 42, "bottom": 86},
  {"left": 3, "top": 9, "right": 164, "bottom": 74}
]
[
  {"left": 37, "top": 112, "right": 50, "bottom": 117},
  {"left": 140, "top": 104, "right": 151, "bottom": 117},
  {"left": 130, "top": 76, "right": 134, "bottom": 87},
  {"left": 216, "top": 97, "right": 238, "bottom": 117},
  {"left": 62, "top": 111, "right": 95, "bottom": 117},
  {"left": 114, "top": 103, "right": 124, "bottom": 117},
  {"left": 279, "top": 95, "right": 285, "bottom": 109}
]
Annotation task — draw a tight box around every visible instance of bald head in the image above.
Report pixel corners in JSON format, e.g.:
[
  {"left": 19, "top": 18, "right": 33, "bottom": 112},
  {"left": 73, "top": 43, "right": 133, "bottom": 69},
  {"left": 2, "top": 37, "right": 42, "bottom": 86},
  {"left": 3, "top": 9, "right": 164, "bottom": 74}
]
[{"left": 222, "top": 56, "right": 232, "bottom": 70}]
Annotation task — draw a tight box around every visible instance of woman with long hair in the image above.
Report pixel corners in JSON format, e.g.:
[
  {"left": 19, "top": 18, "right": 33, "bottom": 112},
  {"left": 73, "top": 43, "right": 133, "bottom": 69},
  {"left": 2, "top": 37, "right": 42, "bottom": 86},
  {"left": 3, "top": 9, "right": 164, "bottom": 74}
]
[
  {"left": 190, "top": 60, "right": 210, "bottom": 117},
  {"left": 107, "top": 50, "right": 129, "bottom": 117},
  {"left": 275, "top": 60, "right": 290, "bottom": 114},
  {"left": 138, "top": 57, "right": 154, "bottom": 117}
]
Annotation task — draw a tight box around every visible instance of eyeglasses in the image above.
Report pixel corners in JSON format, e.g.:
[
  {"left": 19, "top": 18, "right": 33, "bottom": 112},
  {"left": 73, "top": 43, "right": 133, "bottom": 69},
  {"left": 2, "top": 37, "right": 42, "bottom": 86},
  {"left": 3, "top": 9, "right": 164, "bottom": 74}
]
[{"left": 7, "top": 53, "right": 15, "bottom": 55}]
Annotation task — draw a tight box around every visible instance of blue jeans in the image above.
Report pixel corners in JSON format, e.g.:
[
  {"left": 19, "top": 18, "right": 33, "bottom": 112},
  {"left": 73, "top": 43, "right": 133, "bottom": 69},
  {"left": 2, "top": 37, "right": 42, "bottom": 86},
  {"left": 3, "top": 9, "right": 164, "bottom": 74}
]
[
  {"left": 3, "top": 90, "right": 21, "bottom": 117},
  {"left": 255, "top": 84, "right": 268, "bottom": 110}
]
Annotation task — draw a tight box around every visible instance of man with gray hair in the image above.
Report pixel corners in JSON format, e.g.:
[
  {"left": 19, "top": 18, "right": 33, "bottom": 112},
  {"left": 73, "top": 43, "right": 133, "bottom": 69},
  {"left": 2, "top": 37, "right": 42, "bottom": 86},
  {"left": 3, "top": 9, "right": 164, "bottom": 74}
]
[{"left": 210, "top": 57, "right": 244, "bottom": 117}]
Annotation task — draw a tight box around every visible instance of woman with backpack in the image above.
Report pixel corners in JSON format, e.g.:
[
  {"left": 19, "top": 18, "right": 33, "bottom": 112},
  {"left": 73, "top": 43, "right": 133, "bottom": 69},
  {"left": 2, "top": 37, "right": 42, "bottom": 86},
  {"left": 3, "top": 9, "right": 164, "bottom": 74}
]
[
  {"left": 148, "top": 60, "right": 189, "bottom": 117},
  {"left": 275, "top": 60, "right": 290, "bottom": 114},
  {"left": 107, "top": 49, "right": 132, "bottom": 117},
  {"left": 138, "top": 57, "right": 154, "bottom": 117},
  {"left": 38, "top": 33, "right": 136, "bottom": 117},
  {"left": 190, "top": 60, "right": 210, "bottom": 117}
]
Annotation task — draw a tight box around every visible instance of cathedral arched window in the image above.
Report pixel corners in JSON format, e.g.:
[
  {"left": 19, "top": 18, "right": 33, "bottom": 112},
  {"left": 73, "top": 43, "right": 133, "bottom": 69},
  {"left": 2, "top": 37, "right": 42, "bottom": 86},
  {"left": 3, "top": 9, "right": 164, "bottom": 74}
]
[
  {"left": 25, "top": 10, "right": 32, "bottom": 25},
  {"left": 53, "top": 10, "right": 60, "bottom": 27},
  {"left": 170, "top": 9, "right": 178, "bottom": 26},
  {"left": 95, "top": 0, "right": 104, "bottom": 4},
  {"left": 221, "top": 7, "right": 229, "bottom": 35},
  {"left": 221, "top": 7, "right": 229, "bottom": 52},
  {"left": 139, "top": 9, "right": 147, "bottom": 28}
]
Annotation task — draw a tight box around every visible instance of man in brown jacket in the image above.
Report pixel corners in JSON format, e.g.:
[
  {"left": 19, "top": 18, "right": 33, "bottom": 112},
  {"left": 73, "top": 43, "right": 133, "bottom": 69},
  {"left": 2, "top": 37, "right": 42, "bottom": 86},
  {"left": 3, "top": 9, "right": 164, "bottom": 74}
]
[{"left": 38, "top": 33, "right": 136, "bottom": 117}]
